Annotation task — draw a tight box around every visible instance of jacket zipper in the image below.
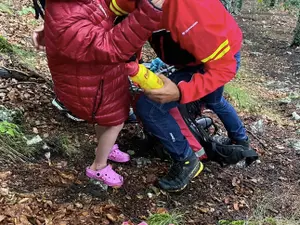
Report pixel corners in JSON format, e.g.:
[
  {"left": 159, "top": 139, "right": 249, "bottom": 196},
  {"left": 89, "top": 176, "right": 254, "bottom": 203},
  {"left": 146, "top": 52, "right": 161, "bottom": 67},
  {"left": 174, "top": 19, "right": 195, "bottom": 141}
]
[{"left": 92, "top": 80, "right": 104, "bottom": 121}]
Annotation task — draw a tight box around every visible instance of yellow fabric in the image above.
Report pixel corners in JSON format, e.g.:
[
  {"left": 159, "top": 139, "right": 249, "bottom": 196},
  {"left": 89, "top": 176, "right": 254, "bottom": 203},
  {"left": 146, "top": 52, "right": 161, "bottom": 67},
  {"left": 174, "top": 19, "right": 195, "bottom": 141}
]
[
  {"left": 112, "top": 0, "right": 128, "bottom": 14},
  {"left": 109, "top": 3, "right": 123, "bottom": 16},
  {"left": 201, "top": 39, "right": 229, "bottom": 63},
  {"left": 214, "top": 45, "right": 231, "bottom": 60}
]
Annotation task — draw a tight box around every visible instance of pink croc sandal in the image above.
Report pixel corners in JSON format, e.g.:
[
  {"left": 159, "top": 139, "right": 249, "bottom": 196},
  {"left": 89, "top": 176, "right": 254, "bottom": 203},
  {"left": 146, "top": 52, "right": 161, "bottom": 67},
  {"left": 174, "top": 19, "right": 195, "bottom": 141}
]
[
  {"left": 108, "top": 144, "right": 130, "bottom": 163},
  {"left": 86, "top": 165, "right": 123, "bottom": 187}
]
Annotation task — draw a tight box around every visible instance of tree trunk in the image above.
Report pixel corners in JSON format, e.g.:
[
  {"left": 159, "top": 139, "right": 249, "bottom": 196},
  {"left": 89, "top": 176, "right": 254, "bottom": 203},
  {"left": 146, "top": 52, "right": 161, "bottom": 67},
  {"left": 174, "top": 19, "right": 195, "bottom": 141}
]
[{"left": 292, "top": 11, "right": 300, "bottom": 47}]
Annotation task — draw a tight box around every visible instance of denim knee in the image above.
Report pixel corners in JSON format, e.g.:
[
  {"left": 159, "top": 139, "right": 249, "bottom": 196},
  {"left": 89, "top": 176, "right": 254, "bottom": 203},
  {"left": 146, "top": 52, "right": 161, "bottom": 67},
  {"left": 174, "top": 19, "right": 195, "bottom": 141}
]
[
  {"left": 136, "top": 95, "right": 150, "bottom": 119},
  {"left": 205, "top": 98, "right": 226, "bottom": 111}
]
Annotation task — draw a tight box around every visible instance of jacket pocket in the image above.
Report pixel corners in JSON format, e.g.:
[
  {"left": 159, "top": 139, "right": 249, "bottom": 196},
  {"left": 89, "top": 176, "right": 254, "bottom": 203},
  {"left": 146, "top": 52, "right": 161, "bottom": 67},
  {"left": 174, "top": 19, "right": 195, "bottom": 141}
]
[{"left": 92, "top": 80, "right": 104, "bottom": 121}]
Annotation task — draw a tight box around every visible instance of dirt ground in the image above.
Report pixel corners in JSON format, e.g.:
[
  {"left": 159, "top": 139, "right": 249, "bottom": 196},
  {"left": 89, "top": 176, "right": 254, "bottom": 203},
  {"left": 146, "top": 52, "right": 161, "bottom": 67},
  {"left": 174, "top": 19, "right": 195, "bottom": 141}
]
[{"left": 0, "top": 0, "right": 299, "bottom": 224}]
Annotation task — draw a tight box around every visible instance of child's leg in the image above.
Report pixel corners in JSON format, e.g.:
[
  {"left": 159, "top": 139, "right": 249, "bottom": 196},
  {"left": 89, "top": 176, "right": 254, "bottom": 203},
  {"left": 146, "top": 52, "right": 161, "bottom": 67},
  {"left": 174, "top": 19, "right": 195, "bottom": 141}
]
[{"left": 90, "top": 123, "right": 124, "bottom": 171}]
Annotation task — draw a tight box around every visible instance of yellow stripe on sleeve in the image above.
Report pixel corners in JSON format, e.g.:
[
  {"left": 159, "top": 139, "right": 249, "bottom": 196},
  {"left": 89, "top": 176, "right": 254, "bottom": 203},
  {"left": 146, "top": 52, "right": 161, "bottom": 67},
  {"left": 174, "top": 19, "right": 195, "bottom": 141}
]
[
  {"left": 201, "top": 39, "right": 229, "bottom": 63},
  {"left": 112, "top": 0, "right": 128, "bottom": 14},
  {"left": 109, "top": 3, "right": 123, "bottom": 16},
  {"left": 214, "top": 45, "right": 231, "bottom": 60}
]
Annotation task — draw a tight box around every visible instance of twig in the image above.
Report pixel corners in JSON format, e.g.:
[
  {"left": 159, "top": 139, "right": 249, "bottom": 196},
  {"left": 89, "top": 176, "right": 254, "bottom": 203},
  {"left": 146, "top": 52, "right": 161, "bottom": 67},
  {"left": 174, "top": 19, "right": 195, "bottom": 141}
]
[
  {"left": 246, "top": 129, "right": 267, "bottom": 149},
  {"left": 1, "top": 65, "right": 30, "bottom": 77}
]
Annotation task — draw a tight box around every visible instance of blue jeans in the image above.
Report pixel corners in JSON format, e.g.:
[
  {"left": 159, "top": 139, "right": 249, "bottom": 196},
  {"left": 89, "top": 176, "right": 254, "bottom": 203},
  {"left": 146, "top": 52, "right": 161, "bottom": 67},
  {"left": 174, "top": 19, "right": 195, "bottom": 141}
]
[{"left": 136, "top": 52, "right": 247, "bottom": 160}]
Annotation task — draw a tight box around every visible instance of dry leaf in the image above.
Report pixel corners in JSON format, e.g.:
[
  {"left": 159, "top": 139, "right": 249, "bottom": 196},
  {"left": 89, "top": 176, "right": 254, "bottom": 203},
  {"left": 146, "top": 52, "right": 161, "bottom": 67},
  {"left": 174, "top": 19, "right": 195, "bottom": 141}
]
[
  {"left": 232, "top": 177, "right": 238, "bottom": 187},
  {"left": 0, "top": 171, "right": 11, "bottom": 180},
  {"left": 199, "top": 207, "right": 210, "bottom": 213},
  {"left": 224, "top": 197, "right": 230, "bottom": 204},
  {"left": 106, "top": 213, "right": 117, "bottom": 222},
  {"left": 33, "top": 127, "right": 39, "bottom": 134},
  {"left": 81, "top": 211, "right": 89, "bottom": 217},
  {"left": 18, "top": 198, "right": 30, "bottom": 204},
  {"left": 233, "top": 202, "right": 239, "bottom": 211},
  {"left": 59, "top": 172, "right": 75, "bottom": 181},
  {"left": 156, "top": 208, "right": 168, "bottom": 214},
  {"left": 0, "top": 215, "right": 6, "bottom": 222},
  {"left": 0, "top": 187, "right": 9, "bottom": 196}
]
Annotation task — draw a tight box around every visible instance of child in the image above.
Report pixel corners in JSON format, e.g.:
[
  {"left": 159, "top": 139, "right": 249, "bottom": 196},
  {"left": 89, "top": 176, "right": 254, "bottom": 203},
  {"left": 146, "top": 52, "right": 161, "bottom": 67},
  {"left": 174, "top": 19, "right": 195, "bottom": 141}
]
[{"left": 42, "top": 0, "right": 162, "bottom": 187}]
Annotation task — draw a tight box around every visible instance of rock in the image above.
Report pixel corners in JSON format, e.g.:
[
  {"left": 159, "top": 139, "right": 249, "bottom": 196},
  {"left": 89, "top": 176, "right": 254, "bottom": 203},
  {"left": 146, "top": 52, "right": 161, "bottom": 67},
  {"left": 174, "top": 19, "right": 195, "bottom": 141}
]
[
  {"left": 75, "top": 202, "right": 83, "bottom": 209},
  {"left": 250, "top": 51, "right": 263, "bottom": 57},
  {"left": 250, "top": 119, "right": 264, "bottom": 135},
  {"left": 147, "top": 193, "right": 153, "bottom": 198},
  {"left": 292, "top": 112, "right": 300, "bottom": 121},
  {"left": 279, "top": 97, "right": 291, "bottom": 105},
  {"left": 244, "top": 39, "right": 253, "bottom": 45},
  {"left": 0, "top": 187, "right": 9, "bottom": 196},
  {"left": 290, "top": 140, "right": 300, "bottom": 153},
  {"left": 133, "top": 157, "right": 151, "bottom": 167},
  {"left": 26, "top": 135, "right": 43, "bottom": 145},
  {"left": 32, "top": 127, "right": 39, "bottom": 134},
  {"left": 0, "top": 105, "right": 22, "bottom": 123}
]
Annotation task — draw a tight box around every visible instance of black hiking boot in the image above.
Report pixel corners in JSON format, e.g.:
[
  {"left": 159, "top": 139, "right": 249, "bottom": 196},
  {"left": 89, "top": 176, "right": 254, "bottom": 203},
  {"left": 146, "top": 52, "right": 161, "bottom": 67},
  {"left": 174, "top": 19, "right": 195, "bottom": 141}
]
[
  {"left": 158, "top": 154, "right": 204, "bottom": 192},
  {"left": 233, "top": 139, "right": 258, "bottom": 165}
]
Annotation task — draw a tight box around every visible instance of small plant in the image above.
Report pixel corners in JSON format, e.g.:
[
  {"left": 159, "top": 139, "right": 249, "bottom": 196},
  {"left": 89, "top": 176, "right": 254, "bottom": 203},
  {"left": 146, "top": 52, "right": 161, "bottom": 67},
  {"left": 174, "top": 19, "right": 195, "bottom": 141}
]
[
  {"left": 0, "top": 121, "right": 22, "bottom": 137},
  {"left": 147, "top": 212, "right": 183, "bottom": 225},
  {"left": 0, "top": 3, "right": 13, "bottom": 15},
  {"left": 0, "top": 36, "right": 14, "bottom": 54},
  {"left": 17, "top": 6, "right": 35, "bottom": 16}
]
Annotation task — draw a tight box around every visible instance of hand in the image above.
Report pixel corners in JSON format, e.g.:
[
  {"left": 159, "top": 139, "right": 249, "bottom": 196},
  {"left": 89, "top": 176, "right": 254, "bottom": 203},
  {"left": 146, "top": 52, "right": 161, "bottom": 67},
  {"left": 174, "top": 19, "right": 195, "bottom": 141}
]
[
  {"left": 150, "top": 0, "right": 165, "bottom": 9},
  {"left": 144, "top": 75, "right": 180, "bottom": 104},
  {"left": 150, "top": 57, "right": 166, "bottom": 72},
  {"left": 32, "top": 25, "right": 45, "bottom": 51}
]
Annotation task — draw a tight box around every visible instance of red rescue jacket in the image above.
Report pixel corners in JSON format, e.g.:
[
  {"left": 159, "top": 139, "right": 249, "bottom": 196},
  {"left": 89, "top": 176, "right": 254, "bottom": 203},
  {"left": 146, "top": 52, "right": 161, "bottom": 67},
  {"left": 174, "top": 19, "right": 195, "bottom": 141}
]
[{"left": 159, "top": 0, "right": 243, "bottom": 104}]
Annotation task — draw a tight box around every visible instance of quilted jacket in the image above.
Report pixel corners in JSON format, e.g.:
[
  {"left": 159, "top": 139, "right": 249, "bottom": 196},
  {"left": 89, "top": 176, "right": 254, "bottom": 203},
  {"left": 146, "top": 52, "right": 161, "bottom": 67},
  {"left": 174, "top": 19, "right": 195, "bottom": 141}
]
[{"left": 44, "top": 0, "right": 162, "bottom": 126}]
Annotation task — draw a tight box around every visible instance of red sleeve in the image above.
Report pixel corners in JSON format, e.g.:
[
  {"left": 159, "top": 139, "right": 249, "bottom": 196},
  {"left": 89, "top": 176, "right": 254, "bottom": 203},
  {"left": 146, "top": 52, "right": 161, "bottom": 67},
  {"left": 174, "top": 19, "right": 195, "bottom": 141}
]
[
  {"left": 55, "top": 0, "right": 162, "bottom": 64},
  {"left": 162, "top": 0, "right": 239, "bottom": 104}
]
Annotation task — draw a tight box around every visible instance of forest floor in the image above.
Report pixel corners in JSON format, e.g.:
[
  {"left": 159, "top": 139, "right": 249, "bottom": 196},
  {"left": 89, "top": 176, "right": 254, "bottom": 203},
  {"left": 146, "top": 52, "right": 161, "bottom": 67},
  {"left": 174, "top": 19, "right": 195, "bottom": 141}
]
[{"left": 0, "top": 0, "right": 299, "bottom": 224}]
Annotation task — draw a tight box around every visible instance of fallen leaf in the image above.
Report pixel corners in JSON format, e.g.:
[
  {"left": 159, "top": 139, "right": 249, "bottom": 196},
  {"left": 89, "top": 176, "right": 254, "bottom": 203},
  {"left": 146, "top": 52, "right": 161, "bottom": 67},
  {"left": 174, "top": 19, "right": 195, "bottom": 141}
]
[
  {"left": 75, "top": 202, "right": 83, "bottom": 209},
  {"left": 224, "top": 197, "right": 230, "bottom": 204},
  {"left": 0, "top": 171, "right": 11, "bottom": 180},
  {"left": 33, "top": 127, "right": 39, "bottom": 134},
  {"left": 106, "top": 213, "right": 117, "bottom": 222},
  {"left": 156, "top": 208, "right": 168, "bottom": 214},
  {"left": 232, "top": 177, "right": 239, "bottom": 187},
  {"left": 59, "top": 172, "right": 75, "bottom": 181},
  {"left": 136, "top": 195, "right": 143, "bottom": 199},
  {"left": 18, "top": 198, "right": 30, "bottom": 204},
  {"left": 0, "top": 215, "right": 6, "bottom": 222},
  {"left": 233, "top": 202, "right": 239, "bottom": 211},
  {"left": 18, "top": 215, "right": 31, "bottom": 225},
  {"left": 81, "top": 211, "right": 89, "bottom": 217},
  {"left": 199, "top": 207, "right": 210, "bottom": 213},
  {"left": 0, "top": 187, "right": 9, "bottom": 196},
  {"left": 250, "top": 178, "right": 258, "bottom": 183}
]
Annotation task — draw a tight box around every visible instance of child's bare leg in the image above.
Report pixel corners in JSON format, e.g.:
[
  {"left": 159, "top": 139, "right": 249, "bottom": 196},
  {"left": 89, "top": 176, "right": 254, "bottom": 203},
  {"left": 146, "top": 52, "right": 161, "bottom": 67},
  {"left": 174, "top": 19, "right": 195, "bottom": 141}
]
[
  {"left": 94, "top": 124, "right": 105, "bottom": 141},
  {"left": 90, "top": 123, "right": 124, "bottom": 171}
]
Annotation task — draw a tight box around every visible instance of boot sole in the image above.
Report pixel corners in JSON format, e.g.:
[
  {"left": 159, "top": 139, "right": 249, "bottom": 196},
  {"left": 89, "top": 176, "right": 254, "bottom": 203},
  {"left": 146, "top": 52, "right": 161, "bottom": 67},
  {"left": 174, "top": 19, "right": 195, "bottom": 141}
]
[{"left": 168, "top": 161, "right": 204, "bottom": 193}]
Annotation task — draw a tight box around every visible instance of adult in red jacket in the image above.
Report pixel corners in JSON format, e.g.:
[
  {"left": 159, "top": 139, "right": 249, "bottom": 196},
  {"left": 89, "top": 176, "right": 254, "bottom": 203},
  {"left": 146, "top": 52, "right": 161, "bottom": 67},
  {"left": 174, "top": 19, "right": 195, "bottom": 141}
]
[
  {"left": 43, "top": 0, "right": 162, "bottom": 187},
  {"left": 135, "top": 0, "right": 250, "bottom": 192}
]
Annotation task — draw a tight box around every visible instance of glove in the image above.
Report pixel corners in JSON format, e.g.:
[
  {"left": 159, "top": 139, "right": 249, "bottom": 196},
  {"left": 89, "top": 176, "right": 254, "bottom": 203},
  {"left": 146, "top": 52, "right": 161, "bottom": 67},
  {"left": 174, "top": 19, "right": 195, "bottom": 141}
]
[
  {"left": 150, "top": 57, "right": 166, "bottom": 72},
  {"left": 109, "top": 0, "right": 137, "bottom": 16}
]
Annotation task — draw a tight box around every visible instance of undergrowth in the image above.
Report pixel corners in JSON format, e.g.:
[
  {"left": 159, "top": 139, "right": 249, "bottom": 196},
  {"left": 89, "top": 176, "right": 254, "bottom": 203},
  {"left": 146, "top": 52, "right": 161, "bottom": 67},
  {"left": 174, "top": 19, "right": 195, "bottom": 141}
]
[
  {"left": 147, "top": 212, "right": 183, "bottom": 225},
  {"left": 0, "top": 35, "right": 37, "bottom": 69}
]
